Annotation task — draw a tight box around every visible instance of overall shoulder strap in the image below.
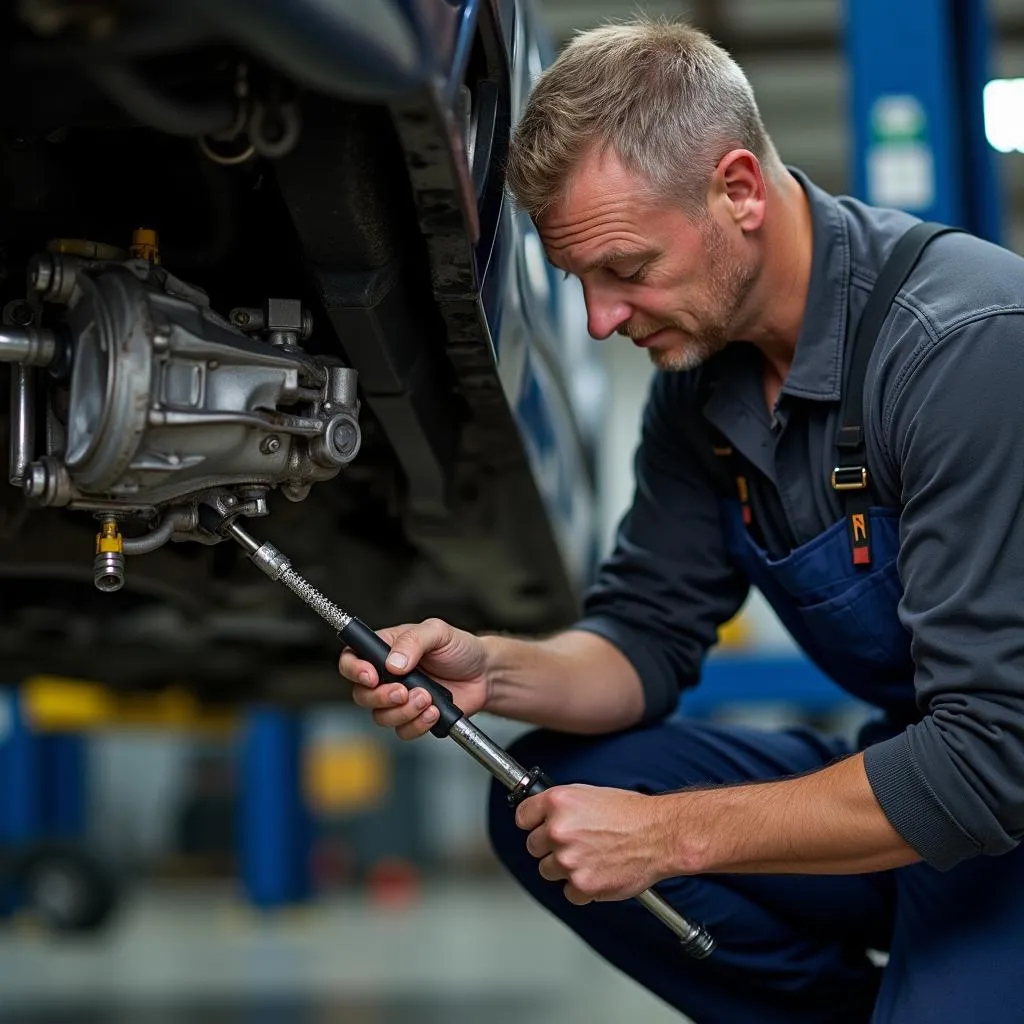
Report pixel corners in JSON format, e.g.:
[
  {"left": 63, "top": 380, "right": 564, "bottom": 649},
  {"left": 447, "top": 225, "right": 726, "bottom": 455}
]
[{"left": 834, "top": 221, "right": 960, "bottom": 567}]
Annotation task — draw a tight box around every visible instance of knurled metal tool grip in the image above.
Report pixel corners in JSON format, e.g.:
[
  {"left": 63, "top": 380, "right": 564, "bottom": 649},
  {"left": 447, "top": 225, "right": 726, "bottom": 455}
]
[{"left": 202, "top": 508, "right": 715, "bottom": 959}]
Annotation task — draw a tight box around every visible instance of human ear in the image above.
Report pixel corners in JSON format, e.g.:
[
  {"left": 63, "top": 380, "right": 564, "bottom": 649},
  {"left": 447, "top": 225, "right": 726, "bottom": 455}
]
[{"left": 711, "top": 150, "right": 767, "bottom": 232}]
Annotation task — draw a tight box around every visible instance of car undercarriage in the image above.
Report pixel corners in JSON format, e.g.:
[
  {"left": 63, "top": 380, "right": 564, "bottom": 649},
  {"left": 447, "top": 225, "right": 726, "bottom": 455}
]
[{"left": 0, "top": 0, "right": 600, "bottom": 703}]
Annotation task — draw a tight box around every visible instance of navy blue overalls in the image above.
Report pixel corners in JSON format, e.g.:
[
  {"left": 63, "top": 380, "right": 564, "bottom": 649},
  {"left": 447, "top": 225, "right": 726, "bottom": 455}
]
[{"left": 488, "top": 224, "right": 1024, "bottom": 1023}]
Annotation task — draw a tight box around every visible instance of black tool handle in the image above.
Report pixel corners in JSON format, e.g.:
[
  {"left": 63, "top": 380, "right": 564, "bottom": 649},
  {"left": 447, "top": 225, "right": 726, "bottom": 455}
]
[
  {"left": 338, "top": 617, "right": 465, "bottom": 738},
  {"left": 508, "top": 766, "right": 553, "bottom": 807}
]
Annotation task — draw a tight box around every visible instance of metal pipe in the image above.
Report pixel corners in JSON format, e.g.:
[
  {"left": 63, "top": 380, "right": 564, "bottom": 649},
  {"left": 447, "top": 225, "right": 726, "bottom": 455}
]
[
  {"left": 122, "top": 516, "right": 177, "bottom": 555},
  {"left": 0, "top": 327, "right": 58, "bottom": 367},
  {"left": 122, "top": 507, "right": 199, "bottom": 555},
  {"left": 222, "top": 519, "right": 263, "bottom": 557},
  {"left": 147, "top": 409, "right": 324, "bottom": 437},
  {"left": 9, "top": 365, "right": 34, "bottom": 487}
]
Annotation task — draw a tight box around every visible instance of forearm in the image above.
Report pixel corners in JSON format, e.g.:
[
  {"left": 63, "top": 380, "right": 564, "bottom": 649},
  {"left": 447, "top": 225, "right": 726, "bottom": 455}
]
[
  {"left": 481, "top": 629, "right": 646, "bottom": 734},
  {"left": 664, "top": 753, "right": 921, "bottom": 876}
]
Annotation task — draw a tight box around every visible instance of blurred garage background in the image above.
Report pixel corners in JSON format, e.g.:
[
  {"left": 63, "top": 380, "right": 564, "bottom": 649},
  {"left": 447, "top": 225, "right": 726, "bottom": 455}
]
[{"left": 2, "top": 1, "right": 1023, "bottom": 1022}]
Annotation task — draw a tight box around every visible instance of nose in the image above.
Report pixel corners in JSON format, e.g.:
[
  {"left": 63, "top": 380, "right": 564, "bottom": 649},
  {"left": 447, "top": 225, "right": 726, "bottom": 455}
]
[{"left": 582, "top": 283, "right": 631, "bottom": 341}]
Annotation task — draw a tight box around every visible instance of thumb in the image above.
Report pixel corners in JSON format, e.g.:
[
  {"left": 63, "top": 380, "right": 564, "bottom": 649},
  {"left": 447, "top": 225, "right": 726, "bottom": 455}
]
[{"left": 384, "top": 618, "right": 451, "bottom": 674}]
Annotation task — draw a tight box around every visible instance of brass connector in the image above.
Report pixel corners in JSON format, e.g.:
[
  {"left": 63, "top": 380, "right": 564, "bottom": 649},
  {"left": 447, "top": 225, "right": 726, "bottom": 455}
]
[
  {"left": 130, "top": 227, "right": 160, "bottom": 264},
  {"left": 95, "top": 517, "right": 123, "bottom": 554},
  {"left": 94, "top": 516, "right": 125, "bottom": 592}
]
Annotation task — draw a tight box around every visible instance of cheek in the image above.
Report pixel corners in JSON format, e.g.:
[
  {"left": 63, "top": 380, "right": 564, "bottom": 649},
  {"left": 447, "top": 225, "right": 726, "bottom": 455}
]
[
  {"left": 634, "top": 286, "right": 680, "bottom": 317},
  {"left": 648, "top": 289, "right": 703, "bottom": 328}
]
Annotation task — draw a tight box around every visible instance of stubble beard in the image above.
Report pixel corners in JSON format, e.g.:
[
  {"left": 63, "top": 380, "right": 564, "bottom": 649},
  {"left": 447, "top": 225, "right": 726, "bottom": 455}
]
[
  {"left": 648, "top": 329, "right": 726, "bottom": 373},
  {"left": 635, "top": 219, "right": 758, "bottom": 373}
]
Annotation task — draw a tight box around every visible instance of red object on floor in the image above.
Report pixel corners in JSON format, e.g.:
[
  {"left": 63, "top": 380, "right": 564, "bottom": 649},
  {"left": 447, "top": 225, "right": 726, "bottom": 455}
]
[{"left": 366, "top": 857, "right": 421, "bottom": 908}]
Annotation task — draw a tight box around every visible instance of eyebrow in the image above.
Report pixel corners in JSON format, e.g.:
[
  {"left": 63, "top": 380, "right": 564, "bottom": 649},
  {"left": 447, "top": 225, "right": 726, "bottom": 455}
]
[{"left": 573, "top": 248, "right": 657, "bottom": 276}]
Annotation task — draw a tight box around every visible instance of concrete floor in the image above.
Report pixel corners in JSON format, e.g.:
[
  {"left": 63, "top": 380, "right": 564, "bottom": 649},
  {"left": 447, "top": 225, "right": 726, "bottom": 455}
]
[{"left": 0, "top": 877, "right": 687, "bottom": 1024}]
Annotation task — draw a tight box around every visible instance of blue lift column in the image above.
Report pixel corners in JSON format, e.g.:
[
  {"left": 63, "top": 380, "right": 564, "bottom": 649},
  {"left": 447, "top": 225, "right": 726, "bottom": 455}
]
[
  {"left": 0, "top": 689, "right": 43, "bottom": 850},
  {"left": 238, "top": 708, "right": 313, "bottom": 908},
  {"left": 39, "top": 734, "right": 88, "bottom": 839},
  {"left": 845, "top": 0, "right": 1003, "bottom": 242},
  {"left": 0, "top": 688, "right": 87, "bottom": 914},
  {"left": 0, "top": 689, "right": 88, "bottom": 843}
]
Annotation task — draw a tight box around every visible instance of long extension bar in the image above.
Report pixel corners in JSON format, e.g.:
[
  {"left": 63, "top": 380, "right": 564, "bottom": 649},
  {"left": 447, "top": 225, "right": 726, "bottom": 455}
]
[{"left": 200, "top": 507, "right": 715, "bottom": 959}]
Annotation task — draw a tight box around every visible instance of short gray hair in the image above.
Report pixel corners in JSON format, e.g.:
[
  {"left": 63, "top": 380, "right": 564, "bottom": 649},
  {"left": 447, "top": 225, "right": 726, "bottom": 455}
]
[{"left": 506, "top": 17, "right": 782, "bottom": 220}]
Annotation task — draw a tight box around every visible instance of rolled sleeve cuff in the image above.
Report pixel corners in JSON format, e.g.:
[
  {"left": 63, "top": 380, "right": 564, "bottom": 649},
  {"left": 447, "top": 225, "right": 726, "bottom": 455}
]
[
  {"left": 572, "top": 615, "right": 687, "bottom": 723},
  {"left": 863, "top": 731, "right": 981, "bottom": 871}
]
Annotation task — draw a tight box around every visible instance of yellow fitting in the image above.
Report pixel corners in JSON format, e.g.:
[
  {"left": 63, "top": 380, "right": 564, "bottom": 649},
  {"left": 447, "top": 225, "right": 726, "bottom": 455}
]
[
  {"left": 130, "top": 227, "right": 160, "bottom": 264},
  {"left": 95, "top": 518, "right": 123, "bottom": 554}
]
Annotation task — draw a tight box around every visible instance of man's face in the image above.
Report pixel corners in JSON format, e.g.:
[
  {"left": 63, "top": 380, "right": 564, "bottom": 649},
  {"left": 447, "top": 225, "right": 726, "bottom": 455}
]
[{"left": 538, "top": 147, "right": 760, "bottom": 372}]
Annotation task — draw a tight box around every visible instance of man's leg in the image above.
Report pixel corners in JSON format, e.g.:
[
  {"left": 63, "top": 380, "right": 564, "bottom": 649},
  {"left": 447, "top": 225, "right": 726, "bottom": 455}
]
[
  {"left": 488, "top": 718, "right": 894, "bottom": 1024},
  {"left": 872, "top": 841, "right": 1024, "bottom": 1023}
]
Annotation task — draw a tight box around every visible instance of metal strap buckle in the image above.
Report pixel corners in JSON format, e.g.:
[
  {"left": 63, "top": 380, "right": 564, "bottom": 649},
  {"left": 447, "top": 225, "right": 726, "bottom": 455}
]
[{"left": 831, "top": 466, "right": 868, "bottom": 491}]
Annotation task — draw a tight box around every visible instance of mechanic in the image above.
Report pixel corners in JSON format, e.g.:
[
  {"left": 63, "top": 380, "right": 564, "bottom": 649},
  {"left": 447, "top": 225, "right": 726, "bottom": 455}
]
[{"left": 339, "top": 18, "right": 1024, "bottom": 1023}]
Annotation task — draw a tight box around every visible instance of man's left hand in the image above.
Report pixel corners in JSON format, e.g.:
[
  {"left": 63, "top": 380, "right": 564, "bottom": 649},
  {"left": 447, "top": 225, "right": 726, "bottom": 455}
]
[
  {"left": 515, "top": 784, "right": 673, "bottom": 905},
  {"left": 514, "top": 755, "right": 922, "bottom": 895}
]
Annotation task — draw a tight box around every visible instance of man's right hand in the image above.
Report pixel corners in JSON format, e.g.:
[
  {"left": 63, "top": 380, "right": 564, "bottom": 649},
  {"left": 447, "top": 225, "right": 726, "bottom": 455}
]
[{"left": 338, "top": 617, "right": 491, "bottom": 740}]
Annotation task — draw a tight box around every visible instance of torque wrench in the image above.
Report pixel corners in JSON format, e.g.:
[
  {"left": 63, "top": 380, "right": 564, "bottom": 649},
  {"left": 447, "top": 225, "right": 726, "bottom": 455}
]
[{"left": 200, "top": 506, "right": 715, "bottom": 958}]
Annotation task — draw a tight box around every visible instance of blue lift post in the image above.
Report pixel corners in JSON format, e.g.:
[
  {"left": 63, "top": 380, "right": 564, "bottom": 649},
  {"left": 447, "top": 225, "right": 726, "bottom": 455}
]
[
  {"left": 39, "top": 735, "right": 88, "bottom": 839},
  {"left": 845, "top": 0, "right": 1003, "bottom": 242},
  {"left": 238, "top": 708, "right": 313, "bottom": 908},
  {"left": 0, "top": 688, "right": 87, "bottom": 914},
  {"left": 0, "top": 688, "right": 42, "bottom": 843}
]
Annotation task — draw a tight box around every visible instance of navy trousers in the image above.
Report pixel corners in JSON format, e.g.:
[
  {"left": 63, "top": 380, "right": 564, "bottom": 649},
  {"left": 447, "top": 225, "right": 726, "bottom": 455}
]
[{"left": 487, "top": 717, "right": 1024, "bottom": 1023}]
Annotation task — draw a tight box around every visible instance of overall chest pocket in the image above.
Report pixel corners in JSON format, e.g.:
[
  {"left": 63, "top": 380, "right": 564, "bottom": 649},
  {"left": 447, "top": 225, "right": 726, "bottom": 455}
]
[
  {"left": 721, "top": 502, "right": 915, "bottom": 695},
  {"left": 791, "top": 557, "right": 911, "bottom": 669}
]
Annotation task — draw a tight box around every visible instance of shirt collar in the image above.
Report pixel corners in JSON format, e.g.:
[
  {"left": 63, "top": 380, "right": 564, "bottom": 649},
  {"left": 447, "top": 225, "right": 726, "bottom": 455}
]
[{"left": 778, "top": 168, "right": 851, "bottom": 403}]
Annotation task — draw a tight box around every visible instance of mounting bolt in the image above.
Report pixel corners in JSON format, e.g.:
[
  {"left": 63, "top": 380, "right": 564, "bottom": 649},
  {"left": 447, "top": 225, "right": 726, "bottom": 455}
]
[
  {"left": 152, "top": 316, "right": 172, "bottom": 350},
  {"left": 23, "top": 462, "right": 47, "bottom": 498},
  {"left": 9, "top": 301, "right": 34, "bottom": 326},
  {"left": 332, "top": 420, "right": 358, "bottom": 458},
  {"left": 27, "top": 255, "right": 53, "bottom": 295},
  {"left": 260, "top": 435, "right": 282, "bottom": 455}
]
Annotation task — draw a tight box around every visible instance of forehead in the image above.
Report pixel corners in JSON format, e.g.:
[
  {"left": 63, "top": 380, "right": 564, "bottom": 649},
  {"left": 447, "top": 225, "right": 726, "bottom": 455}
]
[
  {"left": 540, "top": 148, "right": 652, "bottom": 236},
  {"left": 537, "top": 147, "right": 692, "bottom": 266}
]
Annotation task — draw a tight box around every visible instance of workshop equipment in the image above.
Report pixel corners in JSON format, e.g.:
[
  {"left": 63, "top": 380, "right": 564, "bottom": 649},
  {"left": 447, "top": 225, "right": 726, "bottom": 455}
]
[
  {"left": 847, "top": 0, "right": 1000, "bottom": 243},
  {"left": 198, "top": 505, "right": 715, "bottom": 959}
]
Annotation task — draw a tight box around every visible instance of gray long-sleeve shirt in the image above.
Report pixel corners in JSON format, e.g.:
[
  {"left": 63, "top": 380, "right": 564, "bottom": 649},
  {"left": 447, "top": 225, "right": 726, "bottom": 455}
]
[{"left": 574, "top": 169, "right": 1024, "bottom": 872}]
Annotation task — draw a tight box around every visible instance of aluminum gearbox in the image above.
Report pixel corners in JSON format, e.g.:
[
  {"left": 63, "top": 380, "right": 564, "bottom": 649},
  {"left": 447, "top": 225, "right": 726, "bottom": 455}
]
[{"left": 0, "top": 231, "right": 362, "bottom": 591}]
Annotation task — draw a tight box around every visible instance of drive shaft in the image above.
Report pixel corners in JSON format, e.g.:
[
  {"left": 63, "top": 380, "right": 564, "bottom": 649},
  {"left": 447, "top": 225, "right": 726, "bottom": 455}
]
[{"left": 208, "top": 510, "right": 715, "bottom": 959}]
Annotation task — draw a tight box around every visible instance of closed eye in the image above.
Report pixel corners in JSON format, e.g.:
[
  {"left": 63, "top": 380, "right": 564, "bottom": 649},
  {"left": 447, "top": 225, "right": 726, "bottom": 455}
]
[{"left": 617, "top": 264, "right": 648, "bottom": 284}]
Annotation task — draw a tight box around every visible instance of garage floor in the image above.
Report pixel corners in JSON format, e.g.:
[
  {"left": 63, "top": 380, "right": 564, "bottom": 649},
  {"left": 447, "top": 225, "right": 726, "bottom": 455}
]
[{"left": 0, "top": 877, "right": 686, "bottom": 1024}]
